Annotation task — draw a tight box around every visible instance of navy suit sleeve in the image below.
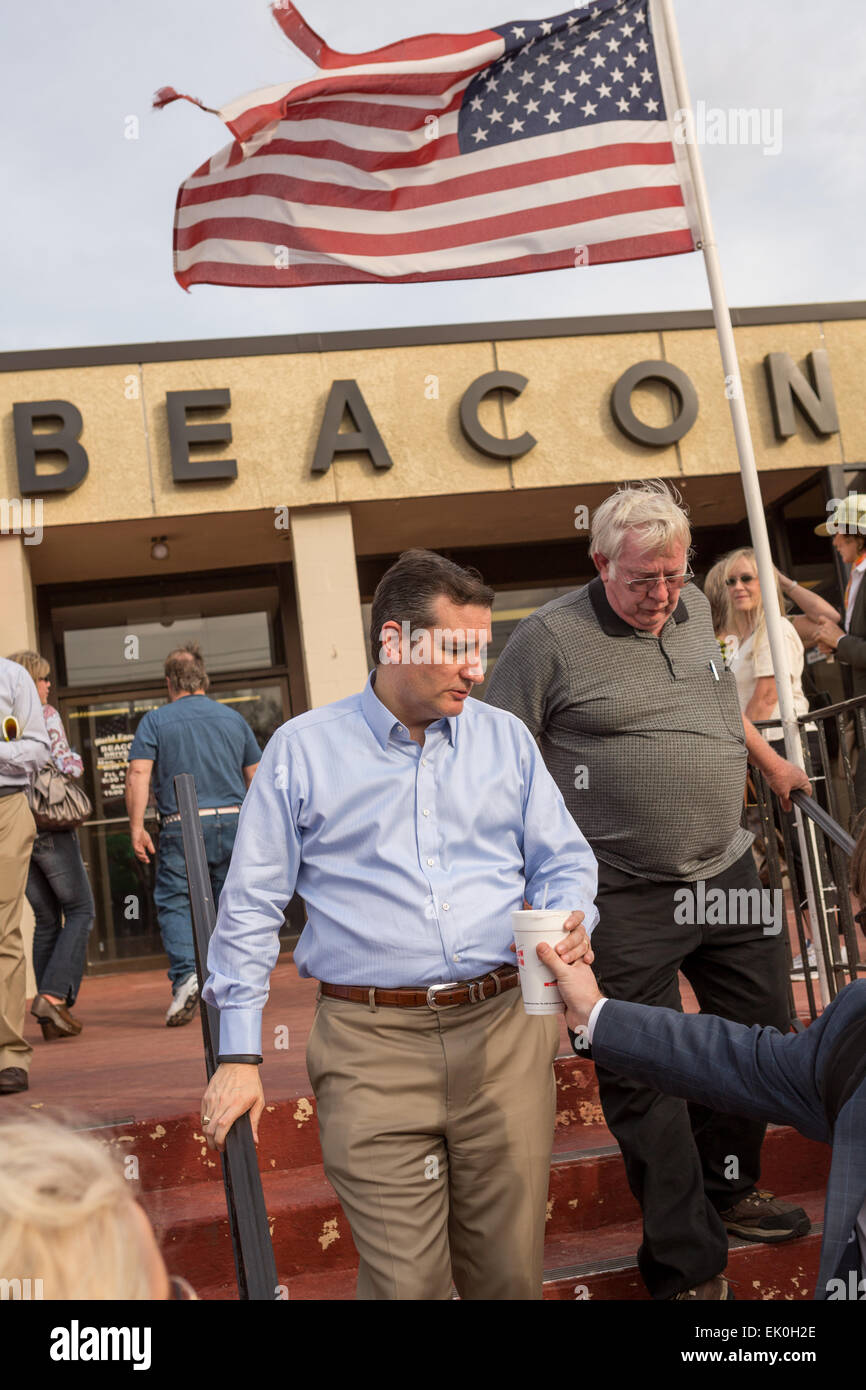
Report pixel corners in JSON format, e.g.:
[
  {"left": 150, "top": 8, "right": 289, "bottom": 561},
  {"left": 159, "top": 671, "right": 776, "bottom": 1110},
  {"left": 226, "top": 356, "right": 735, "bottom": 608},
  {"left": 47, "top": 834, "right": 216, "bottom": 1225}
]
[{"left": 592, "top": 999, "right": 831, "bottom": 1144}]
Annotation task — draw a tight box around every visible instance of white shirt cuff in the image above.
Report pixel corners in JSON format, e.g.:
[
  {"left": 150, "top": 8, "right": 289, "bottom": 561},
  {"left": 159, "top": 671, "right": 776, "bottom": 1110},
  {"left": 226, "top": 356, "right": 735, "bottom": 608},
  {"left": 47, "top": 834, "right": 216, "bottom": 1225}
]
[{"left": 586, "top": 996, "right": 608, "bottom": 1044}]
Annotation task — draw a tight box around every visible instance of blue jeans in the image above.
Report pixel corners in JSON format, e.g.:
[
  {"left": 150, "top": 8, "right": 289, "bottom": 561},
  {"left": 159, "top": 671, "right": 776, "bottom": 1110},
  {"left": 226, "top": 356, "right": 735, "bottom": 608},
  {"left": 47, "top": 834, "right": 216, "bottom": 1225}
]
[
  {"left": 26, "top": 829, "right": 95, "bottom": 1007},
  {"left": 153, "top": 813, "right": 239, "bottom": 989}
]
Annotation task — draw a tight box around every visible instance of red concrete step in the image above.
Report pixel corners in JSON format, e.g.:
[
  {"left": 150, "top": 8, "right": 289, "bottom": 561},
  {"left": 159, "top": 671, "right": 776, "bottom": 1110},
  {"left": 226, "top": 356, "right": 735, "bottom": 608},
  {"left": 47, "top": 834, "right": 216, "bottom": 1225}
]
[
  {"left": 90, "top": 1052, "right": 609, "bottom": 1192},
  {"left": 547, "top": 1126, "right": 830, "bottom": 1235},
  {"left": 141, "top": 1124, "right": 829, "bottom": 1297},
  {"left": 542, "top": 1190, "right": 826, "bottom": 1301},
  {"left": 146, "top": 1162, "right": 357, "bottom": 1292},
  {"left": 193, "top": 1192, "right": 826, "bottom": 1302}
]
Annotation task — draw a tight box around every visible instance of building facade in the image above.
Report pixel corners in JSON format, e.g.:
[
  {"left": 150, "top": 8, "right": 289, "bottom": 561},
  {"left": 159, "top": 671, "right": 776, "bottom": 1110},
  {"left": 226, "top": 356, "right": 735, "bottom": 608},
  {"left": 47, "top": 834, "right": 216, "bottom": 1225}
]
[{"left": 1, "top": 302, "right": 863, "bottom": 975}]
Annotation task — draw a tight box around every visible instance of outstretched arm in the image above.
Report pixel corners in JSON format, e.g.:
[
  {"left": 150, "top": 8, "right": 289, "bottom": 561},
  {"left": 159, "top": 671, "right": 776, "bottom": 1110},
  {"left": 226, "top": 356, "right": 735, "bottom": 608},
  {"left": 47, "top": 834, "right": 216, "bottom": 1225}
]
[{"left": 537, "top": 947, "right": 830, "bottom": 1144}]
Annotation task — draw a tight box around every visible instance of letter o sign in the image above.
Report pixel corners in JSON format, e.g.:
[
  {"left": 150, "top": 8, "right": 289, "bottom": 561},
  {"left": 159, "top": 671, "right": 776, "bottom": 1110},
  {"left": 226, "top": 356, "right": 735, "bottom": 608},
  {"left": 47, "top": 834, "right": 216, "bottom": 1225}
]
[{"left": 610, "top": 360, "right": 698, "bottom": 447}]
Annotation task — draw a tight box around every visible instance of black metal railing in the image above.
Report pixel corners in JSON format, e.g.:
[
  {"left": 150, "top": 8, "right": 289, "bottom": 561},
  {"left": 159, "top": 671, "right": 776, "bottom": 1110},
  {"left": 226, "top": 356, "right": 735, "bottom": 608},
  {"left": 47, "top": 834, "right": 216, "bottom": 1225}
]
[
  {"left": 750, "top": 694, "right": 866, "bottom": 1022},
  {"left": 174, "top": 773, "right": 280, "bottom": 1301}
]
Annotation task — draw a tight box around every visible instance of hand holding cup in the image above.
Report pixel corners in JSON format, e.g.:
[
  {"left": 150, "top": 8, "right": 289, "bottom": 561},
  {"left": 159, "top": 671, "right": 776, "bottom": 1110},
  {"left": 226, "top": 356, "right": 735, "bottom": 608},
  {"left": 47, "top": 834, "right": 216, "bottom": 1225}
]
[
  {"left": 512, "top": 907, "right": 593, "bottom": 1015},
  {"left": 535, "top": 943, "right": 604, "bottom": 1034}
]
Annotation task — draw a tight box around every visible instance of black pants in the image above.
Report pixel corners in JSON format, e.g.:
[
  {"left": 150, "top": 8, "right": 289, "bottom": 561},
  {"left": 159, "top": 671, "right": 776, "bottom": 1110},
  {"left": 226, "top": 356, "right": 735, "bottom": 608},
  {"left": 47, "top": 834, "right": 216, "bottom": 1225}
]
[{"left": 589, "top": 847, "right": 791, "bottom": 1300}]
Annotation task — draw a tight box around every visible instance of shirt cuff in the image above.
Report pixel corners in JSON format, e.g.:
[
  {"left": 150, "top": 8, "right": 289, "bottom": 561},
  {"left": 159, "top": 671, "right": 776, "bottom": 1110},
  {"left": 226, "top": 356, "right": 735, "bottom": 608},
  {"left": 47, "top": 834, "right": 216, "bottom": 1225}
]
[
  {"left": 216, "top": 1009, "right": 263, "bottom": 1056},
  {"left": 586, "top": 996, "right": 608, "bottom": 1044}
]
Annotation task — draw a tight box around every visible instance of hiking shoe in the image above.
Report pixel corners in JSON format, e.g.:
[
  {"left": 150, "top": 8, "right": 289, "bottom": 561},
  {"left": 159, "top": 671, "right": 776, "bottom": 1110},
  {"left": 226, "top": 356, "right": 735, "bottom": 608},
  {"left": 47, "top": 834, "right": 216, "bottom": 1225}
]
[
  {"left": 166, "top": 973, "right": 200, "bottom": 1027},
  {"left": 672, "top": 1275, "right": 733, "bottom": 1300},
  {"left": 719, "top": 1190, "right": 810, "bottom": 1243}
]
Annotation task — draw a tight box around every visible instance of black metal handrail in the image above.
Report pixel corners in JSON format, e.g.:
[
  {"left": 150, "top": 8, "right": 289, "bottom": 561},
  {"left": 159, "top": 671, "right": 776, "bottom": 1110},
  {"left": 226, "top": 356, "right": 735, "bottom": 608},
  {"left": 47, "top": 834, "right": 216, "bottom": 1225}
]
[
  {"left": 749, "top": 695, "right": 865, "bottom": 1020},
  {"left": 790, "top": 789, "right": 856, "bottom": 856},
  {"left": 174, "top": 772, "right": 279, "bottom": 1302}
]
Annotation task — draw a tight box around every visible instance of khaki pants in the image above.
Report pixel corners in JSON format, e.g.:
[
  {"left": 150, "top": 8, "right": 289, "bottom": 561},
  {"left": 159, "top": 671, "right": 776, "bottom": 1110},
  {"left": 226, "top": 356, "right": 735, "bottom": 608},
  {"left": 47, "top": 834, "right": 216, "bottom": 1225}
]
[
  {"left": 306, "top": 984, "right": 559, "bottom": 1300},
  {"left": 0, "top": 793, "right": 36, "bottom": 1073}
]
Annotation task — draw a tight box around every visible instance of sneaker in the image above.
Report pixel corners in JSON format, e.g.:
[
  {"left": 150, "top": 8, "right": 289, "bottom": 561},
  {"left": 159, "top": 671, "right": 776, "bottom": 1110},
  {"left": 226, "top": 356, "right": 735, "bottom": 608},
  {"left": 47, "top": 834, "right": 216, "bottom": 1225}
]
[
  {"left": 671, "top": 1275, "right": 733, "bottom": 1300},
  {"left": 719, "top": 1190, "right": 810, "bottom": 1244},
  {"left": 790, "top": 944, "right": 817, "bottom": 979},
  {"left": 165, "top": 973, "right": 200, "bottom": 1027}
]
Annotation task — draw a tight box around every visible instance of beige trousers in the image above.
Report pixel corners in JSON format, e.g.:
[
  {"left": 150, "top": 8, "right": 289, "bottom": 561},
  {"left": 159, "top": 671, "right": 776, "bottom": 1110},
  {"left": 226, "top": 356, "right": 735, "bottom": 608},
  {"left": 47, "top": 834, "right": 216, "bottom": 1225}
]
[
  {"left": 306, "top": 983, "right": 560, "bottom": 1300},
  {"left": 0, "top": 793, "right": 36, "bottom": 1073}
]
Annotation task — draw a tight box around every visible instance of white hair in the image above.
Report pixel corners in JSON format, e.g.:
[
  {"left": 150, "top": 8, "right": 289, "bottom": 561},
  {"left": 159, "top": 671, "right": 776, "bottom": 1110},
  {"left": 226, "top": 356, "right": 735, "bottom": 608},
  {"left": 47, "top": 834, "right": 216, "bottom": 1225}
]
[{"left": 590, "top": 479, "right": 692, "bottom": 575}]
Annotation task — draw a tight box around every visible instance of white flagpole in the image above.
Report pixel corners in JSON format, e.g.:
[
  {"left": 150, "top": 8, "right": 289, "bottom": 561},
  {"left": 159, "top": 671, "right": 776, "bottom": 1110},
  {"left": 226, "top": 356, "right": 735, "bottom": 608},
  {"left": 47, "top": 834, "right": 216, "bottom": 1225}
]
[{"left": 654, "top": 0, "right": 831, "bottom": 1004}]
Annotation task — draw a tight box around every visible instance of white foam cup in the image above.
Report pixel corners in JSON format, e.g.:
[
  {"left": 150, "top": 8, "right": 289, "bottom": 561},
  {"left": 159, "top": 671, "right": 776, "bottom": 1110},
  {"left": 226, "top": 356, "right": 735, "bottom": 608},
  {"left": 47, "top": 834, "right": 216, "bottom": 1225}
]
[{"left": 511, "top": 909, "right": 570, "bottom": 1015}]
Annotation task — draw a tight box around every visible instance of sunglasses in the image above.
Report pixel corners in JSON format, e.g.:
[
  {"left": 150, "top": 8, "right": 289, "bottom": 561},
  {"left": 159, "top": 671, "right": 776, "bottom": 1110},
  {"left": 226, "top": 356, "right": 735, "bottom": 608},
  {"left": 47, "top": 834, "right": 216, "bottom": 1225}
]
[{"left": 725, "top": 574, "right": 758, "bottom": 587}]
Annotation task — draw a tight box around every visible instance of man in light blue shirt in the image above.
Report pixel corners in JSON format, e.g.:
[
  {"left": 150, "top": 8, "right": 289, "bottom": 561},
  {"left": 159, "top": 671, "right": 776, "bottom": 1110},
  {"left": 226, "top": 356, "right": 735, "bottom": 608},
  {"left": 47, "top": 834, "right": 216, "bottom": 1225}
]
[{"left": 200, "top": 549, "right": 598, "bottom": 1299}]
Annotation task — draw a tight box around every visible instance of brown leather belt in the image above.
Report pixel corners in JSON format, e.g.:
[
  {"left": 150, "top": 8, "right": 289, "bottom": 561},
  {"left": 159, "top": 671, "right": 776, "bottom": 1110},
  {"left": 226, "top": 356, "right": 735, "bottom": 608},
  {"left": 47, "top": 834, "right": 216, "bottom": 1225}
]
[{"left": 319, "top": 964, "right": 519, "bottom": 1010}]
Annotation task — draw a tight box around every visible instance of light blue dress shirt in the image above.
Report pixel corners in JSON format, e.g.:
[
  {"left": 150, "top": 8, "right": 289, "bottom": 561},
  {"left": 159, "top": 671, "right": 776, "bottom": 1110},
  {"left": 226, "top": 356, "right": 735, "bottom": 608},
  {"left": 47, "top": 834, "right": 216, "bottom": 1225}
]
[{"left": 204, "top": 672, "right": 599, "bottom": 1055}]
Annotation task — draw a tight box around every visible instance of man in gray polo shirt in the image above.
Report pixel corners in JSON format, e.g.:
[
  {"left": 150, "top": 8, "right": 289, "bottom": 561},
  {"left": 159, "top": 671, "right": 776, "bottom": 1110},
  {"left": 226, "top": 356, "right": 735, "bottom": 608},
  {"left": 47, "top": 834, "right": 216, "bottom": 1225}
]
[{"left": 485, "top": 480, "right": 812, "bottom": 1301}]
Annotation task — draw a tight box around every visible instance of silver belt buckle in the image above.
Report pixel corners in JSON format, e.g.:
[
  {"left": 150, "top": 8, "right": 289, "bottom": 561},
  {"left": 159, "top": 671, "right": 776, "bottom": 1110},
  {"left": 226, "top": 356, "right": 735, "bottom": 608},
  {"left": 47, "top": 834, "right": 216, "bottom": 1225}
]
[{"left": 426, "top": 981, "right": 459, "bottom": 1009}]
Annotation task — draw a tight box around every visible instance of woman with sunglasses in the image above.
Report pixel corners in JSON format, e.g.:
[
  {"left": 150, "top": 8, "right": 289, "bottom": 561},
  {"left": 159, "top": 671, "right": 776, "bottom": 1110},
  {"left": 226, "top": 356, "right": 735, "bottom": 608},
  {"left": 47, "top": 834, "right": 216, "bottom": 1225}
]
[
  {"left": 721, "top": 551, "right": 811, "bottom": 727},
  {"left": 718, "top": 552, "right": 840, "bottom": 975},
  {"left": 7, "top": 651, "right": 94, "bottom": 1040}
]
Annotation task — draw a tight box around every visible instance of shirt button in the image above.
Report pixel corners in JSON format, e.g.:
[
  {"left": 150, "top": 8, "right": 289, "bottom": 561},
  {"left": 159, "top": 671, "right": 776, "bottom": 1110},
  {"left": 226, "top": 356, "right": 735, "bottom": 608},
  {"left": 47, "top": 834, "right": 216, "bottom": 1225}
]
[
  {"left": 453, "top": 953, "right": 460, "bottom": 961},
  {"left": 421, "top": 758, "right": 428, "bottom": 765},
  {"left": 442, "top": 903, "right": 450, "bottom": 911},
  {"left": 427, "top": 857, "right": 434, "bottom": 866},
  {"left": 422, "top": 809, "right": 430, "bottom": 817}
]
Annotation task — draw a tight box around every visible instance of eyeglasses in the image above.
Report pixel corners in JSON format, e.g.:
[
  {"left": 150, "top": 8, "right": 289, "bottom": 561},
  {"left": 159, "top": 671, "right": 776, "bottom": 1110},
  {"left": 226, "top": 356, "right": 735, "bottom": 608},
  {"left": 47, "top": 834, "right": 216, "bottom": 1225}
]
[
  {"left": 725, "top": 573, "right": 758, "bottom": 587},
  {"left": 620, "top": 567, "right": 694, "bottom": 594}
]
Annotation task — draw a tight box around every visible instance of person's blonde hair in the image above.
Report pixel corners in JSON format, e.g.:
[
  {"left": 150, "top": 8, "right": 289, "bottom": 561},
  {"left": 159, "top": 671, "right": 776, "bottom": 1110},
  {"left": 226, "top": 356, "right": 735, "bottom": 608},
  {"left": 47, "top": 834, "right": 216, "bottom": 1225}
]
[
  {"left": 719, "top": 547, "right": 785, "bottom": 644},
  {"left": 702, "top": 560, "right": 729, "bottom": 639},
  {"left": 590, "top": 479, "right": 692, "bottom": 575},
  {"left": 7, "top": 650, "right": 49, "bottom": 685},
  {"left": 0, "top": 1114, "right": 155, "bottom": 1299}
]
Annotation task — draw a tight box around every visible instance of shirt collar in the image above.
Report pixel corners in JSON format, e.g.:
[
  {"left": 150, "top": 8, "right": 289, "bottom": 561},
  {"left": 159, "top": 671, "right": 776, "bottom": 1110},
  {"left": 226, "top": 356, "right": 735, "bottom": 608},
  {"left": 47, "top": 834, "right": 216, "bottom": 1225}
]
[
  {"left": 361, "top": 670, "right": 458, "bottom": 750},
  {"left": 588, "top": 575, "right": 689, "bottom": 636}
]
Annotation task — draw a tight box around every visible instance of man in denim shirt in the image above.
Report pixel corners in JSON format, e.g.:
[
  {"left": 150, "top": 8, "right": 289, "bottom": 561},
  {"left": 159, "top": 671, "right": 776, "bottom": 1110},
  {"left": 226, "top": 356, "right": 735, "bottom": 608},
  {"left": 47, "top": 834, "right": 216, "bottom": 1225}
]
[{"left": 127, "top": 643, "right": 259, "bottom": 1026}]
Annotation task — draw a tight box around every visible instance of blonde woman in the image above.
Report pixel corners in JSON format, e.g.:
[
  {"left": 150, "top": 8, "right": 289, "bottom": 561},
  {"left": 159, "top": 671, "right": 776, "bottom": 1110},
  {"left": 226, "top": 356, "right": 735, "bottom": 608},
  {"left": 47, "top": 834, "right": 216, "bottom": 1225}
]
[
  {"left": 719, "top": 551, "right": 835, "bottom": 975},
  {"left": 720, "top": 550, "right": 811, "bottom": 731},
  {"left": 0, "top": 1113, "right": 195, "bottom": 1298},
  {"left": 702, "top": 559, "right": 737, "bottom": 665},
  {"left": 7, "top": 651, "right": 94, "bottom": 1040}
]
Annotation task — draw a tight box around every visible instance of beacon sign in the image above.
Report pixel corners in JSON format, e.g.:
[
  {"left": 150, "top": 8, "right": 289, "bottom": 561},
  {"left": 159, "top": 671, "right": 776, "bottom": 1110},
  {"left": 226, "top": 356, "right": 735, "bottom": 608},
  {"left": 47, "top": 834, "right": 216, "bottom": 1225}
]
[{"left": 10, "top": 348, "right": 839, "bottom": 497}]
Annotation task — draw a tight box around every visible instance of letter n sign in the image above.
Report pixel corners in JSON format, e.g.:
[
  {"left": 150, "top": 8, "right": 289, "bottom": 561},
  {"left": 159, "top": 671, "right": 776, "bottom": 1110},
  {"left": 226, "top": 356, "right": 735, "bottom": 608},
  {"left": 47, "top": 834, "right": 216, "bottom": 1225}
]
[{"left": 311, "top": 380, "right": 394, "bottom": 473}]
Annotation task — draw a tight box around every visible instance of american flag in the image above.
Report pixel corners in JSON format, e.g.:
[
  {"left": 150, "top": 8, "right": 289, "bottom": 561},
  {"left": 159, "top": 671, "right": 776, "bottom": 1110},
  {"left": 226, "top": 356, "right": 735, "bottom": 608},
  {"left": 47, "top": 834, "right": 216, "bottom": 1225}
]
[{"left": 157, "top": 0, "right": 698, "bottom": 289}]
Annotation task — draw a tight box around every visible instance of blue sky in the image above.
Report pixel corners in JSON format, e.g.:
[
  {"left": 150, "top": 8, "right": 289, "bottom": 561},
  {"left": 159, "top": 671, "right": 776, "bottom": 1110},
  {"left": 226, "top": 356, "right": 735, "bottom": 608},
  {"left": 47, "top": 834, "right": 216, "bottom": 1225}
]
[{"left": 2, "top": 0, "right": 864, "bottom": 351}]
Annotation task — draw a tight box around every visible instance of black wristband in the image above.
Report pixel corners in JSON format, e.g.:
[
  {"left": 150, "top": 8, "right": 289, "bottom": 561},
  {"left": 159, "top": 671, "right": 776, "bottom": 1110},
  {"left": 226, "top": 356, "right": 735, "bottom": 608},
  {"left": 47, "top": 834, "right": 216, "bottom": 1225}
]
[{"left": 217, "top": 1054, "right": 263, "bottom": 1065}]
